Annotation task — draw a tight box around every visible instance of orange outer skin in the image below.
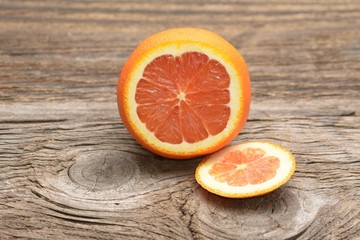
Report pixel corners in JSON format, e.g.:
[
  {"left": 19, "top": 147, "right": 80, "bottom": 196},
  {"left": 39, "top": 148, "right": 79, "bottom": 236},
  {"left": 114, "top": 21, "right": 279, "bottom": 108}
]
[{"left": 117, "top": 28, "right": 251, "bottom": 159}]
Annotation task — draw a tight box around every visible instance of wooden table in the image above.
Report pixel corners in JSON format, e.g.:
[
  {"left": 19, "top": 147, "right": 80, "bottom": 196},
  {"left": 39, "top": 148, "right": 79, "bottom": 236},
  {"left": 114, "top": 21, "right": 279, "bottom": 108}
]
[{"left": 1, "top": 0, "right": 359, "bottom": 239}]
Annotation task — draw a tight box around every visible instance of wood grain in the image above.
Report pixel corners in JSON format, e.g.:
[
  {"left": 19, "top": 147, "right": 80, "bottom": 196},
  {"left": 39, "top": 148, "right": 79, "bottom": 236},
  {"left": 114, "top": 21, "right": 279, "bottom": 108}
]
[{"left": 0, "top": 0, "right": 359, "bottom": 239}]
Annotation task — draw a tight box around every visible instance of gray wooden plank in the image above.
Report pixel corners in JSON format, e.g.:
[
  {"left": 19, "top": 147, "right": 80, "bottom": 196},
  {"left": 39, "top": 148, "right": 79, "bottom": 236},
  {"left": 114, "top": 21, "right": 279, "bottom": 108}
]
[{"left": 0, "top": 0, "right": 359, "bottom": 239}]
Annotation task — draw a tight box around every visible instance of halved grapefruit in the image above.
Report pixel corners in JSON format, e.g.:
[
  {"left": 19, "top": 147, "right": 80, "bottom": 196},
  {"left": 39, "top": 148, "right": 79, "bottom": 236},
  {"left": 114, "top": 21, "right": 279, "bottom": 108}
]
[
  {"left": 195, "top": 141, "right": 296, "bottom": 198},
  {"left": 117, "top": 28, "right": 251, "bottom": 159}
]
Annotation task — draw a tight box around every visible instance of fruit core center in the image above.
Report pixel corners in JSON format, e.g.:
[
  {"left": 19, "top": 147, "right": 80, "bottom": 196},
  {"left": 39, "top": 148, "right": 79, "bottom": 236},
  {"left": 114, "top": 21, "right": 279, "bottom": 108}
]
[
  {"left": 237, "top": 164, "right": 247, "bottom": 170},
  {"left": 178, "top": 92, "right": 186, "bottom": 101}
]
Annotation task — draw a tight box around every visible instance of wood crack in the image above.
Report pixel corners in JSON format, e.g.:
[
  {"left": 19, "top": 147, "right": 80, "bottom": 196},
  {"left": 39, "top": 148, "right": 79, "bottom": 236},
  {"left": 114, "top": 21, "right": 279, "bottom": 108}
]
[
  {"left": 0, "top": 119, "right": 67, "bottom": 124},
  {"left": 177, "top": 188, "right": 196, "bottom": 239}
]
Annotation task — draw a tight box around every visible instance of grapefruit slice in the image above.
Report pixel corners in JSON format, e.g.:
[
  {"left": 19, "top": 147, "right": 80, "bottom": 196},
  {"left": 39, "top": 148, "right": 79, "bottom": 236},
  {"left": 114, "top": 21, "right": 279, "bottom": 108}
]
[
  {"left": 195, "top": 141, "right": 296, "bottom": 198},
  {"left": 117, "top": 28, "right": 251, "bottom": 159}
]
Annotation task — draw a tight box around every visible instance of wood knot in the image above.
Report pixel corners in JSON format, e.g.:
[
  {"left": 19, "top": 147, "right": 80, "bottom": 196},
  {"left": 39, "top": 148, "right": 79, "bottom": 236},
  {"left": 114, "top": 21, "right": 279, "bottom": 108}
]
[
  {"left": 68, "top": 150, "right": 138, "bottom": 192},
  {"left": 184, "top": 186, "right": 325, "bottom": 239}
]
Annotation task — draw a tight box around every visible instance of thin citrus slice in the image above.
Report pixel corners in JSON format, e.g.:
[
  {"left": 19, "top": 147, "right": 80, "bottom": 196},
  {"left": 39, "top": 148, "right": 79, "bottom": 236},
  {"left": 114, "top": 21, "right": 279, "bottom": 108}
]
[
  {"left": 195, "top": 141, "right": 296, "bottom": 198},
  {"left": 117, "top": 28, "right": 251, "bottom": 159}
]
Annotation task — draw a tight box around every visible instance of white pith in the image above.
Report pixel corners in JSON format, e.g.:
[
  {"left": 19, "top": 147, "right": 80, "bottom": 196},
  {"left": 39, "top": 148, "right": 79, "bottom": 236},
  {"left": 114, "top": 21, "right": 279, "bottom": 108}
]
[
  {"left": 196, "top": 142, "right": 295, "bottom": 196},
  {"left": 125, "top": 42, "right": 243, "bottom": 155}
]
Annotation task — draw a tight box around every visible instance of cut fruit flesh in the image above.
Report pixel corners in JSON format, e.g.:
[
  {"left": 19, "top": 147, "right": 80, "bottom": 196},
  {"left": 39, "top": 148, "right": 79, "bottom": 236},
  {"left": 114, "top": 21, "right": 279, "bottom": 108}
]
[
  {"left": 135, "top": 52, "right": 231, "bottom": 144},
  {"left": 195, "top": 141, "right": 296, "bottom": 198},
  {"left": 117, "top": 28, "right": 251, "bottom": 159}
]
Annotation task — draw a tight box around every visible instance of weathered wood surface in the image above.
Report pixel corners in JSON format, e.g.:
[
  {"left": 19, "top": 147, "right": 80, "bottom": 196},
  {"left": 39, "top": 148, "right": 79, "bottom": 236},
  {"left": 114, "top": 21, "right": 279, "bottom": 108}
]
[{"left": 0, "top": 0, "right": 359, "bottom": 239}]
